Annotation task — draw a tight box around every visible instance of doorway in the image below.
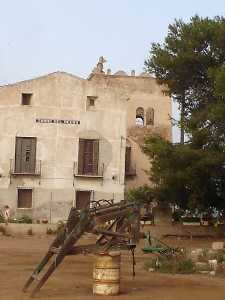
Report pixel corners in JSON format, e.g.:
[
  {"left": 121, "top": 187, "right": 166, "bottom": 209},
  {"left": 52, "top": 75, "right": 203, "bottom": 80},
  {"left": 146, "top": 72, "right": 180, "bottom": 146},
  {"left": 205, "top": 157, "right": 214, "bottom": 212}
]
[{"left": 76, "top": 190, "right": 91, "bottom": 210}]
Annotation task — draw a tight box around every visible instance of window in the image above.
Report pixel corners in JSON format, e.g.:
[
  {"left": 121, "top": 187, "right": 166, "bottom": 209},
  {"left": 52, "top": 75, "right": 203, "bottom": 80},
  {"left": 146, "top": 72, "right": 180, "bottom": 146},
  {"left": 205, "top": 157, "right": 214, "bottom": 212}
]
[
  {"left": 87, "top": 96, "right": 97, "bottom": 110},
  {"left": 89, "top": 98, "right": 95, "bottom": 106},
  {"left": 78, "top": 139, "right": 99, "bottom": 175},
  {"left": 146, "top": 107, "right": 154, "bottom": 125},
  {"left": 18, "top": 188, "right": 32, "bottom": 208},
  {"left": 136, "top": 107, "right": 144, "bottom": 126},
  {"left": 125, "top": 146, "right": 136, "bottom": 176},
  {"left": 21, "top": 93, "right": 32, "bottom": 105},
  {"left": 15, "top": 137, "right": 36, "bottom": 173},
  {"left": 76, "top": 191, "right": 91, "bottom": 210},
  {"left": 125, "top": 146, "right": 131, "bottom": 174}
]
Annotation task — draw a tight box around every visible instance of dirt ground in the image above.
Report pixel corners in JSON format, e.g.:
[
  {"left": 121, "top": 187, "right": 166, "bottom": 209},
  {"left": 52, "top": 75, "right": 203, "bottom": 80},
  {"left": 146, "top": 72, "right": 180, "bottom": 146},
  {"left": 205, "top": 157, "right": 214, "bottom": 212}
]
[{"left": 1, "top": 235, "right": 225, "bottom": 300}]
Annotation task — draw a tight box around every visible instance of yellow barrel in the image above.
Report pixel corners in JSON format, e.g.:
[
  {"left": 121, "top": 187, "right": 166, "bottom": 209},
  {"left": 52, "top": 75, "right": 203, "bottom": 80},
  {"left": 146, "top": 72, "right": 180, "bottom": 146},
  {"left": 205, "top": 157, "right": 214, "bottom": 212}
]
[{"left": 93, "top": 251, "right": 121, "bottom": 295}]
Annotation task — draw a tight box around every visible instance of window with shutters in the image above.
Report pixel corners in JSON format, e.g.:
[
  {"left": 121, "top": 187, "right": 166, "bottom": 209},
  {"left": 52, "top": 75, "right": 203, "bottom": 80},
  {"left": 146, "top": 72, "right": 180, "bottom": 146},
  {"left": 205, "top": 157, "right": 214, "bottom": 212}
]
[
  {"left": 15, "top": 137, "right": 37, "bottom": 174},
  {"left": 17, "top": 188, "right": 32, "bottom": 208},
  {"left": 125, "top": 146, "right": 136, "bottom": 177},
  {"left": 78, "top": 139, "right": 100, "bottom": 176},
  {"left": 125, "top": 146, "right": 131, "bottom": 174}
]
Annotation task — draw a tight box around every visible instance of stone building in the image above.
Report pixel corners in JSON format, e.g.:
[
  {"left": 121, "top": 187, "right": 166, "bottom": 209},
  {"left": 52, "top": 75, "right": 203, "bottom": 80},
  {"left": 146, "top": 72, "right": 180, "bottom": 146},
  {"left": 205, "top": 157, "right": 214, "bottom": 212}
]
[
  {"left": 88, "top": 64, "right": 171, "bottom": 189},
  {"left": 0, "top": 58, "right": 171, "bottom": 222}
]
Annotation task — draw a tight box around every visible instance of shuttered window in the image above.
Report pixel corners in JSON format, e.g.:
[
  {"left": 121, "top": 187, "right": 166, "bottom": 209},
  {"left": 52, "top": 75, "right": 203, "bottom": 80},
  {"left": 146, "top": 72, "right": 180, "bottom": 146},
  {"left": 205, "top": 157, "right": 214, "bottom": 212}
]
[
  {"left": 15, "top": 137, "right": 37, "bottom": 173},
  {"left": 125, "top": 146, "right": 131, "bottom": 173},
  {"left": 146, "top": 107, "right": 154, "bottom": 125},
  {"left": 78, "top": 139, "right": 99, "bottom": 175},
  {"left": 18, "top": 189, "right": 32, "bottom": 208}
]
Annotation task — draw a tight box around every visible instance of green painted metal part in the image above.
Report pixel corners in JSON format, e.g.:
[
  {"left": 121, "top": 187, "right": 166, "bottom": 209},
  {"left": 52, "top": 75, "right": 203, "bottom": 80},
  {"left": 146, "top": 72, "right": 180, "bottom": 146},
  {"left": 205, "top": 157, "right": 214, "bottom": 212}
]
[
  {"left": 142, "top": 231, "right": 175, "bottom": 255},
  {"left": 142, "top": 247, "right": 168, "bottom": 254}
]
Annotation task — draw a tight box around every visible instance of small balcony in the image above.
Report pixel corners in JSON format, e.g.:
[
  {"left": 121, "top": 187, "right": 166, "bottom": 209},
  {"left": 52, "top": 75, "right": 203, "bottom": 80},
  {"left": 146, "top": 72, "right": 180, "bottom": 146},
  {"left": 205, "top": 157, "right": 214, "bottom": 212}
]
[
  {"left": 10, "top": 159, "right": 41, "bottom": 176},
  {"left": 73, "top": 162, "right": 104, "bottom": 178},
  {"left": 125, "top": 163, "right": 136, "bottom": 177}
]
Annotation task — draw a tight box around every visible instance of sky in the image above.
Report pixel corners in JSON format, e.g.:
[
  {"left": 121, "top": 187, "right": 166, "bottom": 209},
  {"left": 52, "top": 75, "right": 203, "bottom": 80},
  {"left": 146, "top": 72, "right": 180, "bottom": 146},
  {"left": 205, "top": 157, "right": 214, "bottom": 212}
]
[{"left": 0, "top": 0, "right": 224, "bottom": 141}]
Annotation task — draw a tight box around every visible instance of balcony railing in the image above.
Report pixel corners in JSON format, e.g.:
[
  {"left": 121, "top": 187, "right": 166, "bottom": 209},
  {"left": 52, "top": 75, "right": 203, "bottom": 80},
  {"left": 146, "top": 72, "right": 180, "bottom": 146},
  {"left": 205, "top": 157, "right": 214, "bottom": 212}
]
[
  {"left": 73, "top": 162, "right": 104, "bottom": 178},
  {"left": 10, "top": 159, "right": 41, "bottom": 176},
  {"left": 125, "top": 163, "right": 136, "bottom": 177}
]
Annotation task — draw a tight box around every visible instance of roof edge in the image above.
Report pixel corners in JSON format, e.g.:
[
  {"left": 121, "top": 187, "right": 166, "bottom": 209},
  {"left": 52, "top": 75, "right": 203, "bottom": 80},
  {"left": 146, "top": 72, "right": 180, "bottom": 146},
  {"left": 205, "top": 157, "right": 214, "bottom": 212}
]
[{"left": 0, "top": 71, "right": 85, "bottom": 88}]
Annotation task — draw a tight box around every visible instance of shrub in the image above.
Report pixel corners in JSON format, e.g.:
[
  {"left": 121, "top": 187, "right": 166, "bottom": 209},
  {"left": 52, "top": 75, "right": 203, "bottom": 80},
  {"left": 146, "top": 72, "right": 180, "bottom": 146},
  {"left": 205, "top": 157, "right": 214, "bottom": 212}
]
[
  {"left": 125, "top": 185, "right": 154, "bottom": 203},
  {"left": 144, "top": 257, "right": 195, "bottom": 274},
  {"left": 181, "top": 216, "right": 200, "bottom": 223},
  {"left": 144, "top": 259, "right": 157, "bottom": 270},
  {"left": 17, "top": 215, "right": 33, "bottom": 224},
  {"left": 172, "top": 211, "right": 182, "bottom": 222},
  {"left": 177, "top": 259, "right": 195, "bottom": 274}
]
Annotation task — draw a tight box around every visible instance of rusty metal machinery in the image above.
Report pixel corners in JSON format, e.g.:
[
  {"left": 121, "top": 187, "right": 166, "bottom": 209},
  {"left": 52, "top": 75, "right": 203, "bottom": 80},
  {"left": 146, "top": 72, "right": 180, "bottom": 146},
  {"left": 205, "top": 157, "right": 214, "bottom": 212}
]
[
  {"left": 23, "top": 199, "right": 181, "bottom": 297},
  {"left": 23, "top": 200, "right": 143, "bottom": 297}
]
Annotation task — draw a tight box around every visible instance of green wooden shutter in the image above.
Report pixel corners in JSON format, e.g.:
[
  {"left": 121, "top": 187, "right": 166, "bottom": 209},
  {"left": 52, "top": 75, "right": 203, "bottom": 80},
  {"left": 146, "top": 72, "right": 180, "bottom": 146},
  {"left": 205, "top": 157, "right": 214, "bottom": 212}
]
[
  {"left": 15, "top": 137, "right": 22, "bottom": 173},
  {"left": 21, "top": 139, "right": 27, "bottom": 172},
  {"left": 15, "top": 137, "right": 36, "bottom": 173},
  {"left": 20, "top": 138, "right": 36, "bottom": 173},
  {"left": 125, "top": 147, "right": 131, "bottom": 173},
  {"left": 78, "top": 139, "right": 85, "bottom": 174},
  {"left": 29, "top": 138, "right": 37, "bottom": 173},
  {"left": 92, "top": 140, "right": 99, "bottom": 175}
]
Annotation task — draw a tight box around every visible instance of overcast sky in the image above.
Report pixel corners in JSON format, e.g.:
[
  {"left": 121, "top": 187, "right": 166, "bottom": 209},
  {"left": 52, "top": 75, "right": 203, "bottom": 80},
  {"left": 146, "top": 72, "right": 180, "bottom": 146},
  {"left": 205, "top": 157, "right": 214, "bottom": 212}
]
[{"left": 0, "top": 0, "right": 224, "bottom": 141}]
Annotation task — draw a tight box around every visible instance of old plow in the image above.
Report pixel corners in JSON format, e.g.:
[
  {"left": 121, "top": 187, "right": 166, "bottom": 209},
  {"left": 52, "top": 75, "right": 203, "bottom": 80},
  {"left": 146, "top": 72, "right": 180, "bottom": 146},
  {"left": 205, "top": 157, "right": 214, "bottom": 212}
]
[
  {"left": 23, "top": 199, "right": 181, "bottom": 297},
  {"left": 23, "top": 200, "right": 143, "bottom": 297}
]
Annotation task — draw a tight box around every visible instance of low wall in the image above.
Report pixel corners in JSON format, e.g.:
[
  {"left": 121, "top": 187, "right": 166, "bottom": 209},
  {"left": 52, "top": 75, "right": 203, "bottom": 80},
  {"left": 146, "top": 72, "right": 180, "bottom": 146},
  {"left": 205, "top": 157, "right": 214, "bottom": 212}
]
[
  {"left": 0, "top": 223, "right": 57, "bottom": 236},
  {"left": 1, "top": 223, "right": 225, "bottom": 238},
  {"left": 142, "top": 223, "right": 225, "bottom": 239}
]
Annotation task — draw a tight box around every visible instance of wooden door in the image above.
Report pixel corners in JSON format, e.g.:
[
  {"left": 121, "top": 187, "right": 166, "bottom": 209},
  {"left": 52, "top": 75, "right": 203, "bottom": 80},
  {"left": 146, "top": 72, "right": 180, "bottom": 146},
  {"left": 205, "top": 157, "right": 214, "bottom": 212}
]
[{"left": 76, "top": 191, "right": 91, "bottom": 210}]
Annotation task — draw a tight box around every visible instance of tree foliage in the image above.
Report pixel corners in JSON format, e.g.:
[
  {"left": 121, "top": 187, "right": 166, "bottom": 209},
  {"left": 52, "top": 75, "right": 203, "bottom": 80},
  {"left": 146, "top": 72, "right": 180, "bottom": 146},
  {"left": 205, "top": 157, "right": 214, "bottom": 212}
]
[
  {"left": 125, "top": 185, "right": 155, "bottom": 203},
  {"left": 143, "top": 16, "right": 225, "bottom": 210},
  {"left": 145, "top": 15, "right": 225, "bottom": 143},
  {"left": 143, "top": 134, "right": 225, "bottom": 210}
]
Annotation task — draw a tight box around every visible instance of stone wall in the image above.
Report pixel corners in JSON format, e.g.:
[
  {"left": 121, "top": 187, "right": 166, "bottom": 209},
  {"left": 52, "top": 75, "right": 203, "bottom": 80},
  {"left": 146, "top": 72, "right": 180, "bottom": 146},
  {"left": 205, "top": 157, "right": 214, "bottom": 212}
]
[{"left": 0, "top": 72, "right": 126, "bottom": 221}]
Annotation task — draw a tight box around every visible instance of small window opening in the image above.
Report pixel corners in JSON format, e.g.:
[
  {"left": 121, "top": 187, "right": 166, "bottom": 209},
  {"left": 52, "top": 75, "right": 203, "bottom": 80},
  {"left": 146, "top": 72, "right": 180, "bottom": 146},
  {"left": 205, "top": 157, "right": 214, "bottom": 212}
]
[
  {"left": 89, "top": 98, "right": 95, "bottom": 106},
  {"left": 17, "top": 188, "right": 32, "bottom": 208},
  {"left": 136, "top": 107, "right": 144, "bottom": 126},
  {"left": 21, "top": 93, "right": 32, "bottom": 105},
  {"left": 87, "top": 96, "right": 97, "bottom": 110}
]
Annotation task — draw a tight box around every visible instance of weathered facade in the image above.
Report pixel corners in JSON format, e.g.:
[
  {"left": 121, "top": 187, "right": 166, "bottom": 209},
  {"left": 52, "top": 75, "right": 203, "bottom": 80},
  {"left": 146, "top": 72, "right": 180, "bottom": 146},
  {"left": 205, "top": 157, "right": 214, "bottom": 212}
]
[
  {"left": 89, "top": 68, "right": 171, "bottom": 189},
  {"left": 0, "top": 58, "right": 171, "bottom": 221}
]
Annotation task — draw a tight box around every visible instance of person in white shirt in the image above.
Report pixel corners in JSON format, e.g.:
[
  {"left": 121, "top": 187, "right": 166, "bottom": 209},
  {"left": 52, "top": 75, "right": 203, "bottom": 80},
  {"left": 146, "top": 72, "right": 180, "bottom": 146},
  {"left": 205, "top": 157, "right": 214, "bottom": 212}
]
[{"left": 3, "top": 205, "right": 10, "bottom": 224}]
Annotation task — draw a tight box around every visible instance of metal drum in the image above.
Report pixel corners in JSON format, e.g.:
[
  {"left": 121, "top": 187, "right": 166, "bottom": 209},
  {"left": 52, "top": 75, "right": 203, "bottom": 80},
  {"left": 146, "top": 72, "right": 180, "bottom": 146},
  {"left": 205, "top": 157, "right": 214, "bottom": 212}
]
[{"left": 93, "top": 251, "right": 121, "bottom": 295}]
